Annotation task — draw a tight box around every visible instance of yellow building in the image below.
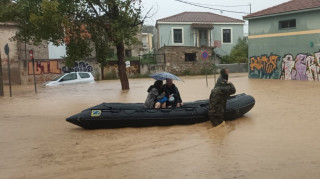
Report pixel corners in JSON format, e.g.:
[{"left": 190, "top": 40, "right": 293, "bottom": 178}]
[{"left": 142, "top": 33, "right": 153, "bottom": 53}]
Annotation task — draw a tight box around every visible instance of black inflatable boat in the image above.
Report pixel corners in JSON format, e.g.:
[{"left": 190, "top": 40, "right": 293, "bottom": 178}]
[{"left": 66, "top": 93, "right": 255, "bottom": 129}]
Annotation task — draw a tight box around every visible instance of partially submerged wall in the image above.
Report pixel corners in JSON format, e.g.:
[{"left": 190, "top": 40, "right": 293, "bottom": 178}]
[
  {"left": 216, "top": 63, "right": 248, "bottom": 73},
  {"left": 21, "top": 59, "right": 101, "bottom": 84}
]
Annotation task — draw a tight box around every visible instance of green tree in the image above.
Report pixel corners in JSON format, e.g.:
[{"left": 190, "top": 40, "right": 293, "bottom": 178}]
[
  {"left": 221, "top": 37, "right": 248, "bottom": 64},
  {"left": 0, "top": 0, "right": 147, "bottom": 90}
]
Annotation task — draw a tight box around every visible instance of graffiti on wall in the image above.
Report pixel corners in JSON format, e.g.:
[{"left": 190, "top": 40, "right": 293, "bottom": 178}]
[
  {"left": 280, "top": 52, "right": 320, "bottom": 81},
  {"left": 249, "top": 54, "right": 281, "bottom": 79},
  {"left": 28, "top": 60, "right": 61, "bottom": 75},
  {"left": 249, "top": 51, "right": 320, "bottom": 81},
  {"left": 61, "top": 61, "right": 93, "bottom": 73},
  {"left": 28, "top": 60, "right": 94, "bottom": 75}
]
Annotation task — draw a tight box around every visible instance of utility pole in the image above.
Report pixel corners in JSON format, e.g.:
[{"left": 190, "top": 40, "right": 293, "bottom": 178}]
[
  {"left": 249, "top": 3, "right": 252, "bottom": 14},
  {"left": 29, "top": 50, "right": 37, "bottom": 93},
  {"left": 0, "top": 51, "right": 4, "bottom": 96},
  {"left": 4, "top": 44, "right": 12, "bottom": 97}
]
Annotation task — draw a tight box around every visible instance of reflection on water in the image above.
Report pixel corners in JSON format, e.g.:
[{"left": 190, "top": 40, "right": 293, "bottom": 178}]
[{"left": 1, "top": 73, "right": 320, "bottom": 179}]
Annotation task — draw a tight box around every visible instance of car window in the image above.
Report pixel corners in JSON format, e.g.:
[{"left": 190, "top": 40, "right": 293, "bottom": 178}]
[
  {"left": 79, "top": 73, "right": 90, "bottom": 79},
  {"left": 60, "top": 73, "right": 77, "bottom": 81},
  {"left": 52, "top": 74, "right": 65, "bottom": 81}
]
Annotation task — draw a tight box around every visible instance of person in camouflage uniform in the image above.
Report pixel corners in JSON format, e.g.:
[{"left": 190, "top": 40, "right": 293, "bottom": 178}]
[{"left": 209, "top": 68, "right": 236, "bottom": 126}]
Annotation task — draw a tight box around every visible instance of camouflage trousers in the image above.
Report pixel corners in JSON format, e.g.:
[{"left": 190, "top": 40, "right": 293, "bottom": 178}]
[{"left": 208, "top": 103, "right": 225, "bottom": 127}]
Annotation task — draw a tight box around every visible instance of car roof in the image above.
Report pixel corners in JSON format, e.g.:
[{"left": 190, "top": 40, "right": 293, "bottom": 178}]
[{"left": 66, "top": 72, "right": 91, "bottom": 74}]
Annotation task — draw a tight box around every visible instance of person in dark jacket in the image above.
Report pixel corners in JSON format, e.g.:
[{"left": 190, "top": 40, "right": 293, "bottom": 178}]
[
  {"left": 144, "top": 80, "right": 166, "bottom": 108},
  {"left": 209, "top": 68, "right": 236, "bottom": 126},
  {"left": 163, "top": 79, "right": 183, "bottom": 107}
]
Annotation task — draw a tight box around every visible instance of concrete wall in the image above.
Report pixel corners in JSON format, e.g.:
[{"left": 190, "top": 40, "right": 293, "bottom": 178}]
[
  {"left": 248, "top": 10, "right": 320, "bottom": 81},
  {"left": 157, "top": 23, "right": 244, "bottom": 56},
  {"left": 48, "top": 43, "right": 66, "bottom": 59},
  {"left": 212, "top": 24, "right": 244, "bottom": 56},
  {"left": 139, "top": 63, "right": 247, "bottom": 75},
  {"left": 0, "top": 24, "right": 21, "bottom": 84},
  {"left": 248, "top": 10, "right": 320, "bottom": 36},
  {"left": 103, "top": 60, "right": 140, "bottom": 79},
  {"left": 1, "top": 23, "right": 49, "bottom": 85},
  {"left": 216, "top": 63, "right": 248, "bottom": 73},
  {"left": 21, "top": 59, "right": 101, "bottom": 84},
  {"left": 140, "top": 64, "right": 165, "bottom": 75}
]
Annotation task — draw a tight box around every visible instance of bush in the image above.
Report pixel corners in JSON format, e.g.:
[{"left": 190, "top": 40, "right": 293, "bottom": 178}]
[
  {"left": 221, "top": 37, "right": 248, "bottom": 64},
  {"left": 140, "top": 52, "right": 156, "bottom": 64}
]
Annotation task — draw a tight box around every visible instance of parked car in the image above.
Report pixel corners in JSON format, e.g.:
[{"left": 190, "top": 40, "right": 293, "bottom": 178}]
[{"left": 44, "top": 72, "right": 95, "bottom": 86}]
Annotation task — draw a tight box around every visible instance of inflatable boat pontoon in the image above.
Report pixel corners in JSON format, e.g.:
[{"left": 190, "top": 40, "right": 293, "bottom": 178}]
[{"left": 66, "top": 93, "right": 255, "bottom": 129}]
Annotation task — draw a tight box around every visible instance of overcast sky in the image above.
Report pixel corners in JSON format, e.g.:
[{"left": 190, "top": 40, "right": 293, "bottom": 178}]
[{"left": 141, "top": 0, "right": 290, "bottom": 32}]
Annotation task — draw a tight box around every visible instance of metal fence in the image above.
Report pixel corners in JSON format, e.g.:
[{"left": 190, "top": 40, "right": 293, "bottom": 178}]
[{"left": 138, "top": 53, "right": 165, "bottom": 65}]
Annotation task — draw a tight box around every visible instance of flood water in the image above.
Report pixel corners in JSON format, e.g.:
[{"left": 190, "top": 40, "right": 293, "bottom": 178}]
[{"left": 1, "top": 73, "right": 320, "bottom": 179}]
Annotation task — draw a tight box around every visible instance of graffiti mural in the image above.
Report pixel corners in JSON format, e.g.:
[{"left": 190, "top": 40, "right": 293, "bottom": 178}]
[
  {"left": 61, "top": 61, "right": 93, "bottom": 73},
  {"left": 249, "top": 54, "right": 281, "bottom": 79},
  {"left": 281, "top": 52, "right": 320, "bottom": 81},
  {"left": 28, "top": 60, "right": 61, "bottom": 75},
  {"left": 306, "top": 56, "right": 317, "bottom": 81},
  {"left": 281, "top": 54, "right": 295, "bottom": 80},
  {"left": 250, "top": 51, "right": 320, "bottom": 81}
]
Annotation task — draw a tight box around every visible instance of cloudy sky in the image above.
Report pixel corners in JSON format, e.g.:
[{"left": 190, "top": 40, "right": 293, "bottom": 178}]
[
  {"left": 141, "top": 0, "right": 290, "bottom": 31},
  {"left": 50, "top": 0, "right": 291, "bottom": 58}
]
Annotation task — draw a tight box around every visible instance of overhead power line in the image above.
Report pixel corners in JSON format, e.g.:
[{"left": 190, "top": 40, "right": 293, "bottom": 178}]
[
  {"left": 190, "top": 2, "right": 250, "bottom": 8},
  {"left": 175, "top": 0, "right": 250, "bottom": 14}
]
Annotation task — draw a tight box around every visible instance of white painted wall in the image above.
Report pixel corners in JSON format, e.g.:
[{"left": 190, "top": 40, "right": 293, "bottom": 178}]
[{"left": 48, "top": 43, "right": 66, "bottom": 59}]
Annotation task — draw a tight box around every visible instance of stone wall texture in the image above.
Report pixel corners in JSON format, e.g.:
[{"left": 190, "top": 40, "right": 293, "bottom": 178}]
[
  {"left": 1, "top": 23, "right": 49, "bottom": 84},
  {"left": 157, "top": 46, "right": 217, "bottom": 75}
]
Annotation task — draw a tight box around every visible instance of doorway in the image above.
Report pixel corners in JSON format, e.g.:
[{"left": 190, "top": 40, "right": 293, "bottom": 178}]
[{"left": 199, "top": 29, "right": 208, "bottom": 46}]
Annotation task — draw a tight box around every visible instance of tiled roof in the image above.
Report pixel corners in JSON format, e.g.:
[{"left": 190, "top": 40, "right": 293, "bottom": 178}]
[
  {"left": 157, "top": 12, "right": 244, "bottom": 23},
  {"left": 244, "top": 0, "right": 320, "bottom": 19}
]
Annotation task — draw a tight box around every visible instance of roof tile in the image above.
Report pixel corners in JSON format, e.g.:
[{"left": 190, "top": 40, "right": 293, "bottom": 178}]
[
  {"left": 244, "top": 0, "right": 320, "bottom": 19},
  {"left": 157, "top": 12, "right": 244, "bottom": 23}
]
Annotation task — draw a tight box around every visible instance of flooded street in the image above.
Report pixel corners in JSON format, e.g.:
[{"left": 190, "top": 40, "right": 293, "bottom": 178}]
[{"left": 1, "top": 73, "right": 320, "bottom": 179}]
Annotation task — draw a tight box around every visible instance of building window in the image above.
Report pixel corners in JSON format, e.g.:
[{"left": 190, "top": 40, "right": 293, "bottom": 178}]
[
  {"left": 125, "top": 49, "right": 132, "bottom": 57},
  {"left": 279, "top": 19, "right": 296, "bottom": 29},
  {"left": 172, "top": 28, "right": 183, "bottom": 44},
  {"left": 185, "top": 53, "right": 196, "bottom": 62},
  {"left": 222, "top": 29, "right": 232, "bottom": 44}
]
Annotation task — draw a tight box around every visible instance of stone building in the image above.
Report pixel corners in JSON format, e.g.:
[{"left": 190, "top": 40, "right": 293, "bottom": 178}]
[
  {"left": 0, "top": 22, "right": 102, "bottom": 85},
  {"left": 155, "top": 12, "right": 245, "bottom": 75},
  {"left": 0, "top": 22, "right": 49, "bottom": 85},
  {"left": 156, "top": 46, "right": 214, "bottom": 75}
]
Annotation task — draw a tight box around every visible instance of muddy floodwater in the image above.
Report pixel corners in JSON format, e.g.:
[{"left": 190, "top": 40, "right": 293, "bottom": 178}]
[{"left": 1, "top": 73, "right": 320, "bottom": 179}]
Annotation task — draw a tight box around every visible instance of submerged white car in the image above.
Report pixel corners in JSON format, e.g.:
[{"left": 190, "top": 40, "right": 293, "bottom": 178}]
[{"left": 44, "top": 72, "right": 95, "bottom": 86}]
